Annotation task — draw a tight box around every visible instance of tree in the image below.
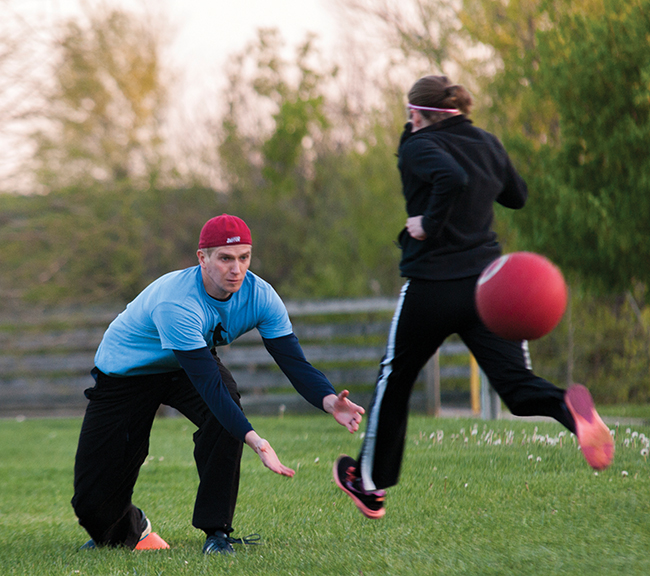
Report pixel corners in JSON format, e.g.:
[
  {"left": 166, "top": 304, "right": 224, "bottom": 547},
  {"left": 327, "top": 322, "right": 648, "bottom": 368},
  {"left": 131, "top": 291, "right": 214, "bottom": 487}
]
[
  {"left": 217, "top": 29, "right": 405, "bottom": 299},
  {"left": 0, "top": 1, "right": 51, "bottom": 191},
  {"left": 458, "top": 0, "right": 559, "bottom": 138},
  {"left": 0, "top": 5, "right": 206, "bottom": 306},
  {"left": 460, "top": 0, "right": 650, "bottom": 294},
  {"left": 458, "top": 0, "right": 650, "bottom": 397},
  {"left": 529, "top": 0, "right": 650, "bottom": 294},
  {"left": 340, "top": 0, "right": 464, "bottom": 70},
  {"left": 29, "top": 4, "right": 170, "bottom": 189}
]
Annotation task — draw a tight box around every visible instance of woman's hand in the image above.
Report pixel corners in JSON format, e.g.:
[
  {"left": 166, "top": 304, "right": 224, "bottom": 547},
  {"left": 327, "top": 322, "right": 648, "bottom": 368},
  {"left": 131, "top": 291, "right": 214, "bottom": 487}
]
[{"left": 406, "top": 215, "right": 427, "bottom": 240}]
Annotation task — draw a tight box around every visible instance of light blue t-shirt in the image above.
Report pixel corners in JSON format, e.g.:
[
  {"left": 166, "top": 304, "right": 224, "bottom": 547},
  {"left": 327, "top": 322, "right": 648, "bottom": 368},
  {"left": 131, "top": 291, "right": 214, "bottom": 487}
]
[{"left": 95, "top": 266, "right": 293, "bottom": 376}]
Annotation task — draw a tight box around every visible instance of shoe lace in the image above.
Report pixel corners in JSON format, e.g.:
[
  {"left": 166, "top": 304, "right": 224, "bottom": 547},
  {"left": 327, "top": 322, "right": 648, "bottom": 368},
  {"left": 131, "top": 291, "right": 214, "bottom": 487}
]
[
  {"left": 345, "top": 466, "right": 358, "bottom": 483},
  {"left": 226, "top": 533, "right": 261, "bottom": 545}
]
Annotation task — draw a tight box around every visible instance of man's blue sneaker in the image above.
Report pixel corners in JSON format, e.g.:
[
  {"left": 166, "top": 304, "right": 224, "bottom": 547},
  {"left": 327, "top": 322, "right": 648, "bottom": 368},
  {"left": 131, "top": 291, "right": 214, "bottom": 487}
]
[
  {"left": 203, "top": 532, "right": 235, "bottom": 555},
  {"left": 202, "top": 531, "right": 260, "bottom": 555}
]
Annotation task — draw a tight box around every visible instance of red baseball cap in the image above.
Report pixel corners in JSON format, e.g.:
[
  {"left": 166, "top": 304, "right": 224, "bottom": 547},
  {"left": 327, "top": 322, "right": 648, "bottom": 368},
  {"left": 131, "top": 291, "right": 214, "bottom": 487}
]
[{"left": 198, "top": 214, "right": 252, "bottom": 249}]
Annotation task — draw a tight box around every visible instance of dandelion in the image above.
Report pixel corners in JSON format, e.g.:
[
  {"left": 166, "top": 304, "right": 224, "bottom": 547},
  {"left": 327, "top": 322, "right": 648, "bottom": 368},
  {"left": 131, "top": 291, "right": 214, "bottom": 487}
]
[
  {"left": 437, "top": 430, "right": 444, "bottom": 442},
  {"left": 632, "top": 431, "right": 639, "bottom": 439},
  {"left": 622, "top": 470, "right": 629, "bottom": 477},
  {"left": 314, "top": 457, "right": 319, "bottom": 464},
  {"left": 641, "top": 448, "right": 649, "bottom": 462},
  {"left": 536, "top": 457, "right": 542, "bottom": 463},
  {"left": 528, "top": 454, "right": 534, "bottom": 461},
  {"left": 626, "top": 428, "right": 631, "bottom": 435}
]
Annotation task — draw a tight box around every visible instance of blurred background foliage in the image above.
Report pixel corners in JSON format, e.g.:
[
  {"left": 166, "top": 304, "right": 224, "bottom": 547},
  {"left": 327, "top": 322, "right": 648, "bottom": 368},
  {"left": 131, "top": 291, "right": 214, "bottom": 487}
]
[{"left": 0, "top": 0, "right": 648, "bottom": 403}]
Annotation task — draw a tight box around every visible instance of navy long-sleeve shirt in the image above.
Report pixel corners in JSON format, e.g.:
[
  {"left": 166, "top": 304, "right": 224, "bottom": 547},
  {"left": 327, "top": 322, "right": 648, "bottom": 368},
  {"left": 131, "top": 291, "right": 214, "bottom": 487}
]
[{"left": 174, "top": 333, "right": 336, "bottom": 442}]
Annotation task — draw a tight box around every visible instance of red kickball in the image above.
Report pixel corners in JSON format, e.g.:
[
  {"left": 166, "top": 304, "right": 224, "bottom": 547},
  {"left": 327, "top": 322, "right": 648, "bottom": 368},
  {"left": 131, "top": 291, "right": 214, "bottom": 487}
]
[{"left": 475, "top": 252, "right": 568, "bottom": 341}]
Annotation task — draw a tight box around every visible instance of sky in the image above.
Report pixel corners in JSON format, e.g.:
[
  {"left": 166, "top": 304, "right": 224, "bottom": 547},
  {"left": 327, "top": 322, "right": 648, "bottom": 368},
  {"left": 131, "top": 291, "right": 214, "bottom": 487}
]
[
  {"left": 13, "top": 0, "right": 340, "bottom": 82},
  {"left": 165, "top": 0, "right": 339, "bottom": 72}
]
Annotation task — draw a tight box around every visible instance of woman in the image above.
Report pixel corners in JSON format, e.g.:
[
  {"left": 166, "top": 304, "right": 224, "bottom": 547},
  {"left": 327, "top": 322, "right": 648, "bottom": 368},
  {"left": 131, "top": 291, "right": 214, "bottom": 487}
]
[{"left": 333, "top": 75, "right": 613, "bottom": 519}]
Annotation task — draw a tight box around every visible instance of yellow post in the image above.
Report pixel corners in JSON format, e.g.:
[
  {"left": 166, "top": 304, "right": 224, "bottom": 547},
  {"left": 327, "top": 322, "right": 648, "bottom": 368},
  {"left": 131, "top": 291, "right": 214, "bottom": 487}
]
[{"left": 470, "top": 354, "right": 480, "bottom": 415}]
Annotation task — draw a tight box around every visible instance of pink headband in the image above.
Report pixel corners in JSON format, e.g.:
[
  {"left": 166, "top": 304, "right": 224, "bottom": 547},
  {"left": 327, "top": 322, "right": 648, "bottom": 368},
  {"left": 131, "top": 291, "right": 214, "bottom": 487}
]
[{"left": 407, "top": 103, "right": 458, "bottom": 114}]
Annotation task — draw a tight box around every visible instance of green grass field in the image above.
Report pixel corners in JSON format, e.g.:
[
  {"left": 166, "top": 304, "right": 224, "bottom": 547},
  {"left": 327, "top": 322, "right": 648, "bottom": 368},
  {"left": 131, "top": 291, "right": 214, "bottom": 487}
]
[{"left": 1, "top": 412, "right": 649, "bottom": 576}]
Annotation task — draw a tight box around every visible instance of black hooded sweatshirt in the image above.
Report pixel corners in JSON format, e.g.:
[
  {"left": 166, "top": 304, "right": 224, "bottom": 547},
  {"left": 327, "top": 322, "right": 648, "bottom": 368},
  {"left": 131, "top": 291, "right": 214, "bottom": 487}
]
[{"left": 397, "top": 115, "right": 528, "bottom": 280}]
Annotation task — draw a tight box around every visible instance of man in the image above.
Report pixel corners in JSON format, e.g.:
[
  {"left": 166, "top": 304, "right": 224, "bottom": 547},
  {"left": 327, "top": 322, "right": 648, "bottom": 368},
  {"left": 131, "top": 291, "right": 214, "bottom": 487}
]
[{"left": 72, "top": 214, "right": 364, "bottom": 554}]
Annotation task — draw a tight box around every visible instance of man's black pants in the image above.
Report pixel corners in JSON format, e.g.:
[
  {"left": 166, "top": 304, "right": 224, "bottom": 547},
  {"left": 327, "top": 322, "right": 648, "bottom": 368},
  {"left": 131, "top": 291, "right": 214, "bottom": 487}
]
[
  {"left": 71, "top": 354, "right": 243, "bottom": 548},
  {"left": 358, "top": 276, "right": 576, "bottom": 492}
]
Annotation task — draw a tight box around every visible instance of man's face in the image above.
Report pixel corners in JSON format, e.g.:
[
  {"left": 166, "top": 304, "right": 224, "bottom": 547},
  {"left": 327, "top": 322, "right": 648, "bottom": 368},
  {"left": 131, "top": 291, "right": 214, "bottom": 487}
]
[{"left": 197, "top": 244, "right": 252, "bottom": 300}]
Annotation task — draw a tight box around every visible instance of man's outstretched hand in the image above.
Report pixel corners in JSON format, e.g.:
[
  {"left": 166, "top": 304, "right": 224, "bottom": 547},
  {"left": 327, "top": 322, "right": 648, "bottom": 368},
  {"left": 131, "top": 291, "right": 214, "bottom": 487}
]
[
  {"left": 323, "top": 390, "right": 365, "bottom": 433},
  {"left": 245, "top": 431, "right": 295, "bottom": 477}
]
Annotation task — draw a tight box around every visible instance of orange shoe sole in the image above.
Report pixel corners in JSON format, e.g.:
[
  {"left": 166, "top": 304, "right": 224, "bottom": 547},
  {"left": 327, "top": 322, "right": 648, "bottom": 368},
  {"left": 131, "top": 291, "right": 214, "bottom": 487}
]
[{"left": 566, "top": 384, "right": 614, "bottom": 470}]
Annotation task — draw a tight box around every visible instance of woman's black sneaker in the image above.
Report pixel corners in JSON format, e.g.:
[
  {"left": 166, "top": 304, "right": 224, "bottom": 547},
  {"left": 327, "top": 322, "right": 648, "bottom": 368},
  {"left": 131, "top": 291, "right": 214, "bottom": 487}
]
[{"left": 332, "top": 455, "right": 386, "bottom": 519}]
